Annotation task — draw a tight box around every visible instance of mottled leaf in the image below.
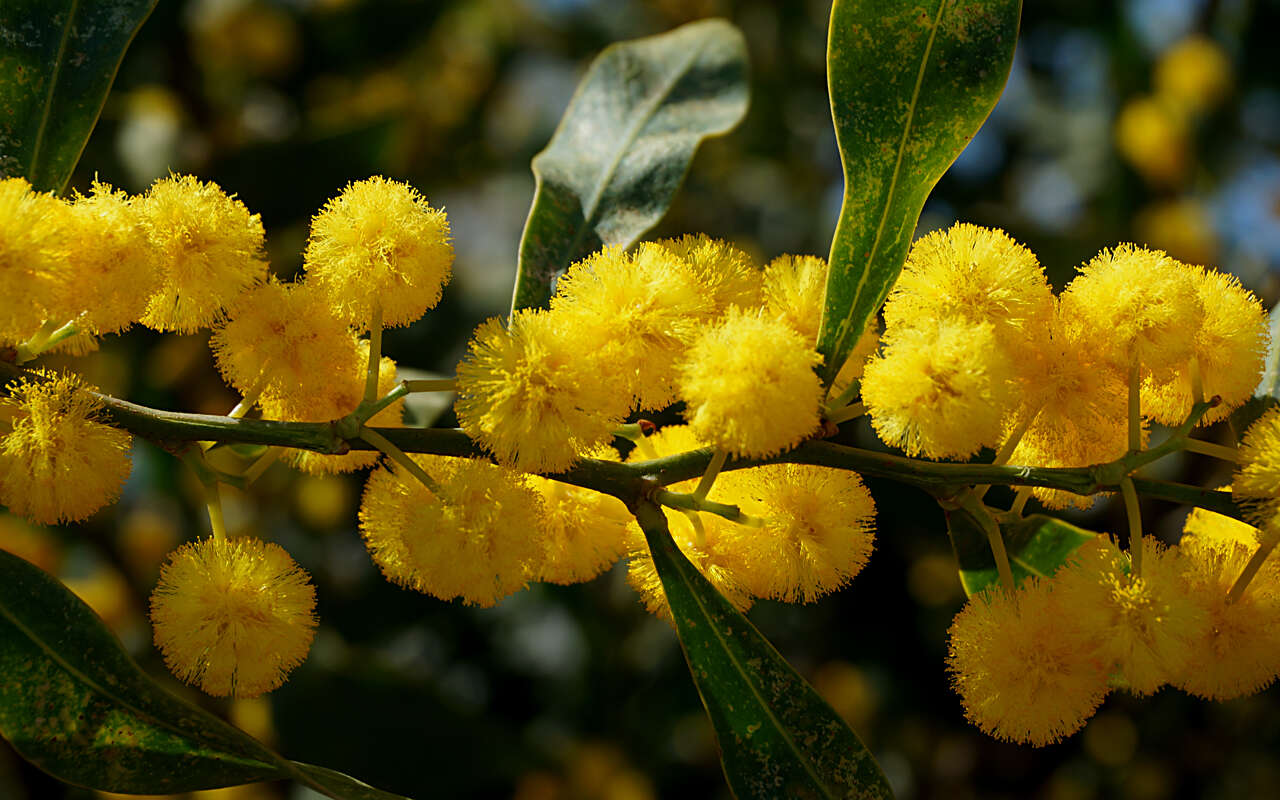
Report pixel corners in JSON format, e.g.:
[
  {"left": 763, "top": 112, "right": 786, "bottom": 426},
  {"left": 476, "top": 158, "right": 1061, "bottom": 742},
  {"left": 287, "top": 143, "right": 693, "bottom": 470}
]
[
  {"left": 816, "top": 0, "right": 1021, "bottom": 384},
  {"left": 511, "top": 18, "right": 749, "bottom": 311},
  {"left": 947, "top": 511, "right": 1097, "bottom": 597},
  {"left": 634, "top": 503, "right": 894, "bottom": 800},
  {"left": 0, "top": 549, "right": 411, "bottom": 800},
  {"left": 0, "top": 0, "right": 157, "bottom": 193}
]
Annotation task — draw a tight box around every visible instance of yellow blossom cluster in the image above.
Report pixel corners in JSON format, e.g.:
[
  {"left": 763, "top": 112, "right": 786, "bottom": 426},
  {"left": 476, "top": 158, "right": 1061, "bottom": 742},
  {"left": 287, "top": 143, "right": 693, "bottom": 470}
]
[
  {"left": 948, "top": 516, "right": 1280, "bottom": 746},
  {"left": 862, "top": 224, "right": 1267, "bottom": 508}
]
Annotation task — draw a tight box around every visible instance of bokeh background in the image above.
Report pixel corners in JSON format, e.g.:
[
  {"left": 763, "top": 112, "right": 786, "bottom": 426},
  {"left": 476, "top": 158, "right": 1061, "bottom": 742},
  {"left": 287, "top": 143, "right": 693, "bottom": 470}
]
[{"left": 4, "top": 0, "right": 1280, "bottom": 798}]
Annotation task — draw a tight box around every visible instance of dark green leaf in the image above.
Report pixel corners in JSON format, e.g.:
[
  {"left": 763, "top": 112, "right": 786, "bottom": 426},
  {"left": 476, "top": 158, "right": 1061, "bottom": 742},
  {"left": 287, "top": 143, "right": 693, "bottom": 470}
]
[
  {"left": 0, "top": 549, "right": 411, "bottom": 800},
  {"left": 1229, "top": 304, "right": 1280, "bottom": 442},
  {"left": 816, "top": 0, "right": 1022, "bottom": 384},
  {"left": 0, "top": 0, "right": 157, "bottom": 193},
  {"left": 510, "top": 18, "right": 749, "bottom": 311},
  {"left": 634, "top": 503, "right": 894, "bottom": 800},
  {"left": 947, "top": 511, "right": 1097, "bottom": 597}
]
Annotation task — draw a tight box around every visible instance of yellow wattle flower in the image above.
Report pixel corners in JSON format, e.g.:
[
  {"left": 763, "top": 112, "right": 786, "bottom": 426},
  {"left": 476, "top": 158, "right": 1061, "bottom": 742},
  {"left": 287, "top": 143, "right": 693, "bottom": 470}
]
[
  {"left": 149, "top": 536, "right": 317, "bottom": 698},
  {"left": 138, "top": 174, "right": 268, "bottom": 333},
  {"left": 678, "top": 306, "right": 822, "bottom": 458},
  {"left": 763, "top": 253, "right": 828, "bottom": 345},
  {"left": 64, "top": 181, "right": 161, "bottom": 335},
  {"left": 655, "top": 233, "right": 760, "bottom": 316},
  {"left": 358, "top": 455, "right": 543, "bottom": 607},
  {"left": 527, "top": 472, "right": 632, "bottom": 585},
  {"left": 456, "top": 309, "right": 629, "bottom": 474},
  {"left": 1233, "top": 407, "right": 1280, "bottom": 503},
  {"left": 0, "top": 371, "right": 132, "bottom": 524},
  {"left": 551, "top": 244, "right": 712, "bottom": 411},
  {"left": 947, "top": 578, "right": 1109, "bottom": 746},
  {"left": 861, "top": 318, "right": 1016, "bottom": 459},
  {"left": 303, "top": 176, "right": 453, "bottom": 330},
  {"left": 715, "top": 463, "right": 876, "bottom": 603},
  {"left": 0, "top": 177, "right": 72, "bottom": 344}
]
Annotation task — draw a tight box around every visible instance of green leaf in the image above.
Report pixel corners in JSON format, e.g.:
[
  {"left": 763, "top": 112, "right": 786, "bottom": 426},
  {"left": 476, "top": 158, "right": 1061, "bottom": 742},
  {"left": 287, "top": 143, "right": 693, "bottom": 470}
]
[
  {"left": 633, "top": 503, "right": 894, "bottom": 800},
  {"left": 816, "top": 0, "right": 1022, "bottom": 384},
  {"left": 0, "top": 0, "right": 157, "bottom": 193},
  {"left": 1230, "top": 304, "right": 1280, "bottom": 442},
  {"left": 0, "top": 549, "right": 412, "bottom": 800},
  {"left": 510, "top": 18, "right": 749, "bottom": 311},
  {"left": 947, "top": 511, "right": 1097, "bottom": 597}
]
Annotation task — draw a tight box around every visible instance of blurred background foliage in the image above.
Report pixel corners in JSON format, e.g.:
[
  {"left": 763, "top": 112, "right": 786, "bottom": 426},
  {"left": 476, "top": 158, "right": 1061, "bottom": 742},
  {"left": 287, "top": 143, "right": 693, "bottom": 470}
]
[{"left": 4, "top": 0, "right": 1280, "bottom": 798}]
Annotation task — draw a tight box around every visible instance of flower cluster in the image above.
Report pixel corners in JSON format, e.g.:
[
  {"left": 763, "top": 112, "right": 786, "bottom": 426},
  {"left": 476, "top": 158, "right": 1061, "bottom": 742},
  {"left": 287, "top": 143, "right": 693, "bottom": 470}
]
[
  {"left": 862, "top": 224, "right": 1267, "bottom": 508},
  {"left": 948, "top": 512, "right": 1280, "bottom": 746}
]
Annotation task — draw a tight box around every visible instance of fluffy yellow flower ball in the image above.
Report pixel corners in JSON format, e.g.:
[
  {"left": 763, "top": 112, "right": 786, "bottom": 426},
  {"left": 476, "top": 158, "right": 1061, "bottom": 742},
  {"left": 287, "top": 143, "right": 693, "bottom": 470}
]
[
  {"left": 1052, "top": 536, "right": 1206, "bottom": 695},
  {"left": 1059, "top": 245, "right": 1204, "bottom": 375},
  {"left": 551, "top": 244, "right": 712, "bottom": 411},
  {"left": 1234, "top": 407, "right": 1280, "bottom": 503},
  {"left": 0, "top": 371, "right": 132, "bottom": 524},
  {"left": 303, "top": 176, "right": 453, "bottom": 329},
  {"left": 763, "top": 253, "right": 828, "bottom": 345},
  {"left": 947, "top": 578, "right": 1109, "bottom": 746},
  {"left": 862, "top": 319, "right": 1016, "bottom": 459},
  {"left": 150, "top": 536, "right": 317, "bottom": 698},
  {"left": 358, "top": 455, "right": 543, "bottom": 607},
  {"left": 1173, "top": 536, "right": 1280, "bottom": 700},
  {"left": 0, "top": 178, "right": 71, "bottom": 344},
  {"left": 655, "top": 234, "right": 760, "bottom": 316},
  {"left": 211, "top": 278, "right": 357, "bottom": 406},
  {"left": 678, "top": 307, "right": 822, "bottom": 458},
  {"left": 64, "top": 181, "right": 161, "bottom": 336},
  {"left": 527, "top": 472, "right": 633, "bottom": 585},
  {"left": 1143, "top": 265, "right": 1267, "bottom": 425},
  {"left": 138, "top": 174, "right": 268, "bottom": 333},
  {"left": 715, "top": 464, "right": 876, "bottom": 603},
  {"left": 885, "top": 223, "right": 1055, "bottom": 354},
  {"left": 456, "top": 309, "right": 629, "bottom": 474}
]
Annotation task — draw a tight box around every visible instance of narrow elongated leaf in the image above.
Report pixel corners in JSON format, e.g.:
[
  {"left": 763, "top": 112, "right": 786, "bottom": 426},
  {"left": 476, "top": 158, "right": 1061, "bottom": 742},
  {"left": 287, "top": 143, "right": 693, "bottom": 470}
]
[
  {"left": 816, "top": 0, "right": 1021, "bottom": 384},
  {"left": 947, "top": 511, "right": 1097, "bottom": 597},
  {"left": 634, "top": 503, "right": 894, "bottom": 800},
  {"left": 510, "top": 18, "right": 749, "bottom": 311},
  {"left": 0, "top": 0, "right": 157, "bottom": 193},
  {"left": 1230, "top": 304, "right": 1280, "bottom": 442},
  {"left": 0, "top": 549, "right": 411, "bottom": 800}
]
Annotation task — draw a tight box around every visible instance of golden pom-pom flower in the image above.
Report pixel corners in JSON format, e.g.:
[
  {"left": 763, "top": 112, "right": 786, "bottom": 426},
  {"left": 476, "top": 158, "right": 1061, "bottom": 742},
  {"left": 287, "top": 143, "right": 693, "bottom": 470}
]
[
  {"left": 1173, "top": 536, "right": 1280, "bottom": 700},
  {"left": 551, "top": 244, "right": 712, "bottom": 411},
  {"left": 527, "top": 473, "right": 633, "bottom": 585},
  {"left": 211, "top": 279, "right": 358, "bottom": 405},
  {"left": 715, "top": 464, "right": 876, "bottom": 603},
  {"left": 862, "top": 319, "right": 1016, "bottom": 459},
  {"left": 947, "top": 579, "right": 1109, "bottom": 746},
  {"left": 1008, "top": 321, "right": 1132, "bottom": 510},
  {"left": 656, "top": 234, "right": 759, "bottom": 315},
  {"left": 260, "top": 339, "right": 402, "bottom": 475},
  {"left": 1053, "top": 537, "right": 1206, "bottom": 695},
  {"left": 1058, "top": 245, "right": 1203, "bottom": 375},
  {"left": 0, "top": 371, "right": 132, "bottom": 524},
  {"left": 0, "top": 178, "right": 71, "bottom": 344},
  {"left": 359, "top": 455, "right": 543, "bottom": 607},
  {"left": 679, "top": 307, "right": 823, "bottom": 458},
  {"left": 763, "top": 253, "right": 829, "bottom": 345},
  {"left": 304, "top": 176, "right": 452, "bottom": 329},
  {"left": 885, "top": 223, "right": 1055, "bottom": 353},
  {"left": 1143, "top": 266, "right": 1267, "bottom": 425},
  {"left": 150, "top": 536, "right": 317, "bottom": 698},
  {"left": 456, "top": 309, "right": 629, "bottom": 474},
  {"left": 138, "top": 174, "right": 268, "bottom": 333},
  {"left": 64, "top": 181, "right": 161, "bottom": 335},
  {"left": 1234, "top": 407, "right": 1280, "bottom": 502}
]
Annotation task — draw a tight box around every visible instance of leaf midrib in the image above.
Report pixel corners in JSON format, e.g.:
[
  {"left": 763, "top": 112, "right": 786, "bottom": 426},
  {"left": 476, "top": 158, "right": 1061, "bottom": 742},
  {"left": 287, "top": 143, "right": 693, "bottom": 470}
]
[
  {"left": 667, "top": 542, "right": 838, "bottom": 799},
  {"left": 832, "top": 1, "right": 946, "bottom": 355},
  {"left": 552, "top": 34, "right": 711, "bottom": 270},
  {"left": 26, "top": 0, "right": 79, "bottom": 185}
]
